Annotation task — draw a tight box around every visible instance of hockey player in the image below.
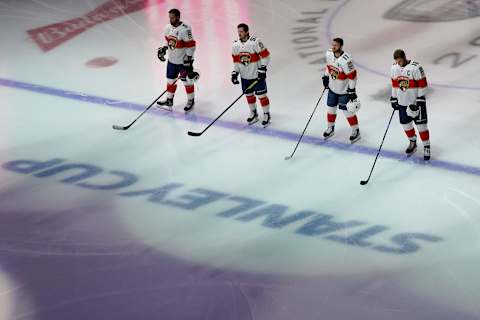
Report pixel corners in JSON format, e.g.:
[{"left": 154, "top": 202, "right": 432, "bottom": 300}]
[
  {"left": 390, "top": 49, "right": 430, "bottom": 160},
  {"left": 322, "top": 38, "right": 361, "bottom": 143},
  {"left": 231, "top": 23, "right": 271, "bottom": 127},
  {"left": 157, "top": 8, "right": 197, "bottom": 112}
]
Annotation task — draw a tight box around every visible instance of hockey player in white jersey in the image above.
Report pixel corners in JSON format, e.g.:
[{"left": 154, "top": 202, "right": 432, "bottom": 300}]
[
  {"left": 156, "top": 8, "right": 198, "bottom": 112},
  {"left": 322, "top": 38, "right": 361, "bottom": 143},
  {"left": 231, "top": 23, "right": 271, "bottom": 127},
  {"left": 390, "top": 49, "right": 431, "bottom": 160}
]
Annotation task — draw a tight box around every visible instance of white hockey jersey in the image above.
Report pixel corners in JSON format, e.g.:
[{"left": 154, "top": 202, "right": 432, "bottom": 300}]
[
  {"left": 232, "top": 36, "right": 270, "bottom": 80},
  {"left": 324, "top": 49, "right": 357, "bottom": 95},
  {"left": 164, "top": 22, "right": 196, "bottom": 65},
  {"left": 391, "top": 60, "right": 427, "bottom": 106}
]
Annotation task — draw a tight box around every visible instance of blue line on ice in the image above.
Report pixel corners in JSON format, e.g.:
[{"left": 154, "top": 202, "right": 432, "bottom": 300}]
[{"left": 0, "top": 77, "right": 479, "bottom": 178}]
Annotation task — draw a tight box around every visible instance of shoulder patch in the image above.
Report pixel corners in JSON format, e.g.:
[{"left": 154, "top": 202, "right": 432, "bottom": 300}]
[
  {"left": 418, "top": 65, "right": 425, "bottom": 77},
  {"left": 257, "top": 40, "right": 265, "bottom": 50}
]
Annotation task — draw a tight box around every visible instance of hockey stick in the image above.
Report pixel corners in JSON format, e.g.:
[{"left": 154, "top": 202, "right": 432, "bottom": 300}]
[
  {"left": 360, "top": 109, "right": 396, "bottom": 185},
  {"left": 187, "top": 80, "right": 259, "bottom": 137},
  {"left": 284, "top": 88, "right": 327, "bottom": 160},
  {"left": 112, "top": 79, "right": 178, "bottom": 131}
]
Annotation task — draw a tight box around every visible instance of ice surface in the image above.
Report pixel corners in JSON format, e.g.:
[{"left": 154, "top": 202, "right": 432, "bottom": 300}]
[{"left": 1, "top": 0, "right": 480, "bottom": 319}]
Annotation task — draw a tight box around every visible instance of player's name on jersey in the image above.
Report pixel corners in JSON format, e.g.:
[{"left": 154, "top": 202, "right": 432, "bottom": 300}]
[{"left": 3, "top": 157, "right": 443, "bottom": 256}]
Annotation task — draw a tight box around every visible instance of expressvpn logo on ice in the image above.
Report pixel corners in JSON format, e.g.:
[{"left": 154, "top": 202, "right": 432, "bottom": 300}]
[{"left": 27, "top": 0, "right": 152, "bottom": 52}]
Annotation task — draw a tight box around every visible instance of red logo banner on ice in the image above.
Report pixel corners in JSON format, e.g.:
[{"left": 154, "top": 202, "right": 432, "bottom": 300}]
[{"left": 27, "top": 0, "right": 153, "bottom": 52}]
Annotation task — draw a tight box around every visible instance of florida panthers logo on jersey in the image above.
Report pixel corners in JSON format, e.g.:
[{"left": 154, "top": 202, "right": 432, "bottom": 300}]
[
  {"left": 398, "top": 77, "right": 410, "bottom": 91},
  {"left": 330, "top": 68, "right": 340, "bottom": 80},
  {"left": 167, "top": 36, "right": 177, "bottom": 50},
  {"left": 239, "top": 52, "right": 252, "bottom": 65}
]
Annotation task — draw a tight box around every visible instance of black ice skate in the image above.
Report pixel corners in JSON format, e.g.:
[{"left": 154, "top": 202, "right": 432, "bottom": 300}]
[
  {"left": 323, "top": 126, "right": 335, "bottom": 139},
  {"left": 262, "top": 112, "right": 271, "bottom": 128},
  {"left": 405, "top": 140, "right": 417, "bottom": 156},
  {"left": 424, "top": 145, "right": 431, "bottom": 161},
  {"left": 184, "top": 99, "right": 194, "bottom": 112},
  {"left": 247, "top": 110, "right": 259, "bottom": 125},
  {"left": 156, "top": 98, "right": 173, "bottom": 111},
  {"left": 349, "top": 128, "right": 361, "bottom": 143}
]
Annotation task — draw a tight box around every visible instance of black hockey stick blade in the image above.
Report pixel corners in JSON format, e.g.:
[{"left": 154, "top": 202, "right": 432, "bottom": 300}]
[
  {"left": 358, "top": 109, "right": 396, "bottom": 187},
  {"left": 187, "top": 131, "right": 202, "bottom": 137},
  {"left": 112, "top": 79, "right": 178, "bottom": 132},
  {"left": 284, "top": 88, "right": 327, "bottom": 160},
  {"left": 112, "top": 124, "right": 128, "bottom": 131},
  {"left": 186, "top": 81, "right": 259, "bottom": 138}
]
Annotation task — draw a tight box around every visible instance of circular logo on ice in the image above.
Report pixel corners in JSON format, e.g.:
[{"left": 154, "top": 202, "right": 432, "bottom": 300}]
[
  {"left": 328, "top": 0, "right": 480, "bottom": 90},
  {"left": 384, "top": 0, "right": 480, "bottom": 22}
]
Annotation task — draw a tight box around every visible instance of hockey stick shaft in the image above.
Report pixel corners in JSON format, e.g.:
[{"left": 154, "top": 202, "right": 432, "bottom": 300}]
[
  {"left": 360, "top": 109, "right": 396, "bottom": 185},
  {"left": 285, "top": 88, "right": 327, "bottom": 160},
  {"left": 188, "top": 80, "right": 258, "bottom": 136},
  {"left": 113, "top": 79, "right": 178, "bottom": 130}
]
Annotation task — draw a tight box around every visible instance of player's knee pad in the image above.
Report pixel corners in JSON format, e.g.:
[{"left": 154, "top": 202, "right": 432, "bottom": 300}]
[
  {"left": 327, "top": 106, "right": 337, "bottom": 115},
  {"left": 184, "top": 84, "right": 194, "bottom": 94},
  {"left": 416, "top": 123, "right": 429, "bottom": 132},
  {"left": 342, "top": 109, "right": 355, "bottom": 117},
  {"left": 181, "top": 76, "right": 193, "bottom": 83},
  {"left": 257, "top": 94, "right": 269, "bottom": 106},
  {"left": 246, "top": 94, "right": 256, "bottom": 104},
  {"left": 401, "top": 122, "right": 414, "bottom": 131},
  {"left": 402, "top": 122, "right": 416, "bottom": 138},
  {"left": 166, "top": 82, "right": 177, "bottom": 93}
]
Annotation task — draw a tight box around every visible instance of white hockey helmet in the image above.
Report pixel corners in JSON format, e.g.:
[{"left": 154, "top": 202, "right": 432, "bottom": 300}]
[
  {"left": 346, "top": 98, "right": 361, "bottom": 113},
  {"left": 406, "top": 104, "right": 420, "bottom": 118}
]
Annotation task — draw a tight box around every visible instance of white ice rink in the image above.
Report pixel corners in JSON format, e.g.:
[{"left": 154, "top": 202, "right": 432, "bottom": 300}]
[{"left": 1, "top": 0, "right": 480, "bottom": 319}]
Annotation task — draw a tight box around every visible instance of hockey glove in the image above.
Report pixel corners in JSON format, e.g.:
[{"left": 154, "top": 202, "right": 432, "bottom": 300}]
[
  {"left": 231, "top": 71, "right": 240, "bottom": 85},
  {"left": 257, "top": 65, "right": 267, "bottom": 81},
  {"left": 390, "top": 97, "right": 399, "bottom": 110},
  {"left": 347, "top": 88, "right": 357, "bottom": 102},
  {"left": 322, "top": 75, "right": 329, "bottom": 89},
  {"left": 157, "top": 46, "right": 168, "bottom": 62},
  {"left": 188, "top": 70, "right": 200, "bottom": 82}
]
